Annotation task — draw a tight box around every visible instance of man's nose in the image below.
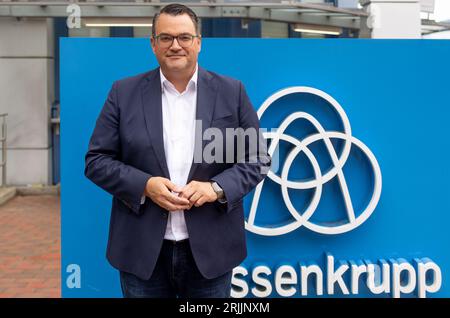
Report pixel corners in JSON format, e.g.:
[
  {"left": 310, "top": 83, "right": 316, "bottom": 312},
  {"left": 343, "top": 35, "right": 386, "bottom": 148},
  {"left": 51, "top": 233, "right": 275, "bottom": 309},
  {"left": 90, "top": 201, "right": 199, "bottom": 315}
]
[{"left": 170, "top": 37, "right": 182, "bottom": 50}]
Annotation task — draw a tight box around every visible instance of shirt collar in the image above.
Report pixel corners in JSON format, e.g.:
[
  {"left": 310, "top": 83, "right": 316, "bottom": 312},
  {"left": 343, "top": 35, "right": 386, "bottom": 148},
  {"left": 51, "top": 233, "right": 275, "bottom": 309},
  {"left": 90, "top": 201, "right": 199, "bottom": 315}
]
[{"left": 160, "top": 63, "right": 198, "bottom": 94}]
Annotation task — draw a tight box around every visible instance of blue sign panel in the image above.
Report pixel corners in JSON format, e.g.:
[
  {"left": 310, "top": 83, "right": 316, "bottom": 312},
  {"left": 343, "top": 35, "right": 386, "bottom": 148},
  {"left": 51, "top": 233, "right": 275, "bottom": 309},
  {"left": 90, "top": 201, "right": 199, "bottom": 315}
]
[{"left": 61, "top": 38, "right": 450, "bottom": 298}]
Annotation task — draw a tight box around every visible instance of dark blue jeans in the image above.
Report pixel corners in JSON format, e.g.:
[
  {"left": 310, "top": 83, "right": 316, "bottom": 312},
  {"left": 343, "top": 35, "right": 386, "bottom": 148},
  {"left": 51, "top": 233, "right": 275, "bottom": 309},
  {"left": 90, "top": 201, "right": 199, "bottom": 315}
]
[{"left": 120, "top": 239, "right": 232, "bottom": 298}]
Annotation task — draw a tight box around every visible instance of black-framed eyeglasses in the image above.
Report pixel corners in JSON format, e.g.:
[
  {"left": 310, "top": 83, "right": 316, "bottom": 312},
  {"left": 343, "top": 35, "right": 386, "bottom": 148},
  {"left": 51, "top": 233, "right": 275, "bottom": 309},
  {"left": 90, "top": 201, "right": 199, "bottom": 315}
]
[{"left": 154, "top": 33, "right": 200, "bottom": 48}]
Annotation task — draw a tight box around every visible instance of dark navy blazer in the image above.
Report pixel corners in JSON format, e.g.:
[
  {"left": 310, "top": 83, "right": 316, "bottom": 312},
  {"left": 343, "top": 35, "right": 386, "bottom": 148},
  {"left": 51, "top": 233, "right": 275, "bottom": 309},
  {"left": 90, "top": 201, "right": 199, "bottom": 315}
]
[{"left": 85, "top": 66, "right": 271, "bottom": 280}]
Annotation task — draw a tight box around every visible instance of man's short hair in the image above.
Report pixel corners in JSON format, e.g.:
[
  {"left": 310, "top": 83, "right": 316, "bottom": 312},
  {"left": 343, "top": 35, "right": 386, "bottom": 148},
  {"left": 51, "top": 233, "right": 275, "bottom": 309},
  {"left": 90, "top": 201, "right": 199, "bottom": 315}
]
[{"left": 152, "top": 3, "right": 199, "bottom": 38}]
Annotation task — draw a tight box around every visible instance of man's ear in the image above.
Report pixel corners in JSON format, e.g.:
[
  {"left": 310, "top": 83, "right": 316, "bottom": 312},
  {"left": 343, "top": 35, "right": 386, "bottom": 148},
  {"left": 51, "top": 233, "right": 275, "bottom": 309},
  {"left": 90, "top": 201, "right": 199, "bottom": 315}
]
[
  {"left": 197, "top": 36, "right": 202, "bottom": 53},
  {"left": 150, "top": 36, "right": 156, "bottom": 54}
]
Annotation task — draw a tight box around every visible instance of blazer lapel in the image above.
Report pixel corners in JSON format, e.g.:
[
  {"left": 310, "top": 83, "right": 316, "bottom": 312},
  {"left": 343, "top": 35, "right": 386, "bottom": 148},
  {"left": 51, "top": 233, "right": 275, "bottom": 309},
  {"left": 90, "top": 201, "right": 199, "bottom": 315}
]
[
  {"left": 187, "top": 66, "right": 218, "bottom": 182},
  {"left": 141, "top": 68, "right": 171, "bottom": 179}
]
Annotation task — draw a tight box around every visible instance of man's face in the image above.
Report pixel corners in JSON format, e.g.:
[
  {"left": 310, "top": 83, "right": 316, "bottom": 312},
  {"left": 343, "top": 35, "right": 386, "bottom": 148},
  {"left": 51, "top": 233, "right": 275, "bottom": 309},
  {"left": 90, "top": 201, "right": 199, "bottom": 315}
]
[{"left": 151, "top": 13, "right": 201, "bottom": 73}]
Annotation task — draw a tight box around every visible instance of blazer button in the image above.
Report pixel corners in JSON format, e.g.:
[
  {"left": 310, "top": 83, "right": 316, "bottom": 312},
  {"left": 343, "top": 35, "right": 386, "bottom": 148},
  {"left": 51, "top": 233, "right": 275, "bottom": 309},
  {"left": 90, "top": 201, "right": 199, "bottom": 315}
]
[{"left": 162, "top": 213, "right": 167, "bottom": 218}]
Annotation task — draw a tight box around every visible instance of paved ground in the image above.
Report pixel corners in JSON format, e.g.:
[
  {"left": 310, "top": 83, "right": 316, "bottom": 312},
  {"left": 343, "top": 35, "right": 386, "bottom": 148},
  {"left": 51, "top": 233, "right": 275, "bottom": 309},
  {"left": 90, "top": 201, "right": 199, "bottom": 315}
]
[{"left": 0, "top": 195, "right": 60, "bottom": 298}]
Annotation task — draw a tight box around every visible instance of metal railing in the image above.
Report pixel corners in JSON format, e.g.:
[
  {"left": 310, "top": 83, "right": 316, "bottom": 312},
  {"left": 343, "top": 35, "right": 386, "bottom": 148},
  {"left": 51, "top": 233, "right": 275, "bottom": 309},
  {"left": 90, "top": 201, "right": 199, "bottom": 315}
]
[{"left": 0, "top": 113, "right": 7, "bottom": 187}]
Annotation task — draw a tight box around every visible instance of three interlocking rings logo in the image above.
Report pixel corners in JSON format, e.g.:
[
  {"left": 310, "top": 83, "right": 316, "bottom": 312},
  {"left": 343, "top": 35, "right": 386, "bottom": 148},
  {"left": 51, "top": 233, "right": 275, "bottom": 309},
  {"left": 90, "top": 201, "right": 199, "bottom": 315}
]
[{"left": 247, "top": 87, "right": 382, "bottom": 236}]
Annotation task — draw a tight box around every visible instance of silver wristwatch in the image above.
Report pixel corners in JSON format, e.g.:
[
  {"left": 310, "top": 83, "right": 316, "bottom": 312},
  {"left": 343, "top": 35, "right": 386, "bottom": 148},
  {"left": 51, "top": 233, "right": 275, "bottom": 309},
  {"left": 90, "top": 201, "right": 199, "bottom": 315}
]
[{"left": 211, "top": 181, "right": 225, "bottom": 202}]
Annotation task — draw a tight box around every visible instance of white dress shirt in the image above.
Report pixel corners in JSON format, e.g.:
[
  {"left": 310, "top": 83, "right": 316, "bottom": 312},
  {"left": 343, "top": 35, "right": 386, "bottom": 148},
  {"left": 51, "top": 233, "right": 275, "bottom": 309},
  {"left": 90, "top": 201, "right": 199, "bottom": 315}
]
[{"left": 141, "top": 66, "right": 198, "bottom": 241}]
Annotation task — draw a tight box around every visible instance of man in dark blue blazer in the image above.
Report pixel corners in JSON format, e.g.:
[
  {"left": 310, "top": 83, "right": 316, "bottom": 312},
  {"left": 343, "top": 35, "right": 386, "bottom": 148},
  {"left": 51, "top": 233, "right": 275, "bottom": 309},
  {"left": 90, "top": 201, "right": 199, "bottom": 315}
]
[{"left": 85, "top": 3, "right": 270, "bottom": 298}]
